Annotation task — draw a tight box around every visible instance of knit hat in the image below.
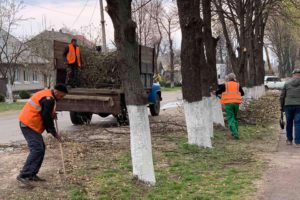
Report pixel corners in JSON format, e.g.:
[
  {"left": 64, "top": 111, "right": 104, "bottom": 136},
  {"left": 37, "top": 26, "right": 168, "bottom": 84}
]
[{"left": 54, "top": 84, "right": 68, "bottom": 94}]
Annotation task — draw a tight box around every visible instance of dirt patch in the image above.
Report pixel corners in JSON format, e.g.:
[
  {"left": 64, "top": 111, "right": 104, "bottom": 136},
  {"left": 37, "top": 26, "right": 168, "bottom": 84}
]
[{"left": 0, "top": 108, "right": 184, "bottom": 200}]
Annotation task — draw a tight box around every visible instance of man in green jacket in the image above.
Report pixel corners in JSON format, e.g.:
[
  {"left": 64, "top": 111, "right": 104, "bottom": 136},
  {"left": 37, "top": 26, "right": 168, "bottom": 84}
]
[{"left": 280, "top": 69, "right": 300, "bottom": 146}]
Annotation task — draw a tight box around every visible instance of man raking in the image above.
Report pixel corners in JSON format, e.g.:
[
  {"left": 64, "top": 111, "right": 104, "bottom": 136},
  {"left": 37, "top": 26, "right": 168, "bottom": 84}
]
[{"left": 17, "top": 84, "right": 68, "bottom": 186}]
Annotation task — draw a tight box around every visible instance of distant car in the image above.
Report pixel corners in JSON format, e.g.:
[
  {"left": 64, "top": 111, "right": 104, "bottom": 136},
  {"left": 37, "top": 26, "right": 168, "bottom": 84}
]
[{"left": 264, "top": 76, "right": 285, "bottom": 89}]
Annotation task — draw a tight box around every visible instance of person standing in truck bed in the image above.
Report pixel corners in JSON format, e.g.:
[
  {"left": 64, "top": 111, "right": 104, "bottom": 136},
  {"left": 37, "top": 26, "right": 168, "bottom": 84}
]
[{"left": 63, "top": 38, "right": 82, "bottom": 87}]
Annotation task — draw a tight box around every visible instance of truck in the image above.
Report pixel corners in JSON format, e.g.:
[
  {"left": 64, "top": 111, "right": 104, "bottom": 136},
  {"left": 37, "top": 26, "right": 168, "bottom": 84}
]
[{"left": 53, "top": 40, "right": 161, "bottom": 125}]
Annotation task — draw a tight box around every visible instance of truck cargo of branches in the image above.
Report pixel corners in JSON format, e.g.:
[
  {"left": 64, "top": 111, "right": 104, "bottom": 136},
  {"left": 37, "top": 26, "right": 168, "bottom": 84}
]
[{"left": 53, "top": 40, "right": 161, "bottom": 125}]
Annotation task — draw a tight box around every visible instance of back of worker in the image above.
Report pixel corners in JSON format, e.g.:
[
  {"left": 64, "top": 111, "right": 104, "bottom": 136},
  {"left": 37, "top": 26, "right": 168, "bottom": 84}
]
[{"left": 216, "top": 73, "right": 244, "bottom": 139}]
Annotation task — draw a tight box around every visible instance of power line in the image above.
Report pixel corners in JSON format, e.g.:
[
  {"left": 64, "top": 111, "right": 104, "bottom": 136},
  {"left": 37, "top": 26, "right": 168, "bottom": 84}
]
[
  {"left": 72, "top": 0, "right": 90, "bottom": 26},
  {"left": 132, "top": 0, "right": 152, "bottom": 13},
  {"left": 24, "top": 2, "right": 77, "bottom": 16},
  {"left": 88, "top": 0, "right": 98, "bottom": 25}
]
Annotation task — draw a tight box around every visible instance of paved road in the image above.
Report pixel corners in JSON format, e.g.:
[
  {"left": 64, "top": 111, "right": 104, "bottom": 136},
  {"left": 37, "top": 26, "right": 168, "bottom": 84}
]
[{"left": 0, "top": 91, "right": 182, "bottom": 144}]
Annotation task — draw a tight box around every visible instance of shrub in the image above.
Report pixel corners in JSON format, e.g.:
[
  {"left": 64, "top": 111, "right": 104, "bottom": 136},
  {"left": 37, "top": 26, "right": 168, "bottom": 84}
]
[
  {"left": 160, "top": 80, "right": 171, "bottom": 88},
  {"left": 19, "top": 91, "right": 31, "bottom": 99},
  {"left": 0, "top": 93, "right": 5, "bottom": 102}
]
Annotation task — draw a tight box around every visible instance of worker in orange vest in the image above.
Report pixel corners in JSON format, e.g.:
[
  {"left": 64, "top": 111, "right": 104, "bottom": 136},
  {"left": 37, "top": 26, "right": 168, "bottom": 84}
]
[
  {"left": 17, "top": 84, "right": 68, "bottom": 186},
  {"left": 63, "top": 38, "right": 81, "bottom": 87},
  {"left": 216, "top": 73, "right": 244, "bottom": 139}
]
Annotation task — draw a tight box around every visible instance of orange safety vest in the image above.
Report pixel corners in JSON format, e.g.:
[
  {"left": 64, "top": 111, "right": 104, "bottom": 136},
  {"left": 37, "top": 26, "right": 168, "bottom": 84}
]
[
  {"left": 66, "top": 44, "right": 81, "bottom": 67},
  {"left": 220, "top": 81, "right": 242, "bottom": 105},
  {"left": 19, "top": 89, "right": 56, "bottom": 134}
]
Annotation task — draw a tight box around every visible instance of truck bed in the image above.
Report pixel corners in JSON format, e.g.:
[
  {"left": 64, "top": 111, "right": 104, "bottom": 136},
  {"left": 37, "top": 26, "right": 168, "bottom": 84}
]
[{"left": 56, "top": 88, "right": 123, "bottom": 114}]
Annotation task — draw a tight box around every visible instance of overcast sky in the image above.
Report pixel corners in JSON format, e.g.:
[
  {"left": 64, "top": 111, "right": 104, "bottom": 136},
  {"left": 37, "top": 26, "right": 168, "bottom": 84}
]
[
  {"left": 12, "top": 0, "right": 181, "bottom": 49},
  {"left": 14, "top": 0, "right": 115, "bottom": 46}
]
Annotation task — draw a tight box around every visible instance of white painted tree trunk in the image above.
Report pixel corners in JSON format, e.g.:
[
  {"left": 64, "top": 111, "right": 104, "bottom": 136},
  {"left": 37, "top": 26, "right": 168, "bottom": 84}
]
[
  {"left": 6, "top": 81, "right": 13, "bottom": 103},
  {"left": 211, "top": 96, "right": 225, "bottom": 127},
  {"left": 204, "top": 97, "right": 214, "bottom": 138},
  {"left": 241, "top": 85, "right": 265, "bottom": 110},
  {"left": 183, "top": 99, "right": 212, "bottom": 148},
  {"left": 127, "top": 105, "right": 156, "bottom": 185}
]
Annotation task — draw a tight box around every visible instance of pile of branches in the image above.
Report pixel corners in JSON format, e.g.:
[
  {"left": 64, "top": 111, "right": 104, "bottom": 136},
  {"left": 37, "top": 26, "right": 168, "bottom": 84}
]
[{"left": 78, "top": 48, "right": 121, "bottom": 88}]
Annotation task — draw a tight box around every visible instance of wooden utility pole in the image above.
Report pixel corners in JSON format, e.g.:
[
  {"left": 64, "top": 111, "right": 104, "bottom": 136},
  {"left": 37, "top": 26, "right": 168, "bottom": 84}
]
[
  {"left": 99, "top": 0, "right": 107, "bottom": 52},
  {"left": 264, "top": 45, "right": 274, "bottom": 75}
]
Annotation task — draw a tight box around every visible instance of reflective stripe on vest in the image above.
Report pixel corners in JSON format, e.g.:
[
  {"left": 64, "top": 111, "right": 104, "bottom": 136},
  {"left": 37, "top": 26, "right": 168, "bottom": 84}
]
[
  {"left": 19, "top": 89, "right": 56, "bottom": 134},
  {"left": 220, "top": 81, "right": 242, "bottom": 105},
  {"left": 66, "top": 44, "right": 81, "bottom": 67},
  {"left": 28, "top": 99, "right": 41, "bottom": 111}
]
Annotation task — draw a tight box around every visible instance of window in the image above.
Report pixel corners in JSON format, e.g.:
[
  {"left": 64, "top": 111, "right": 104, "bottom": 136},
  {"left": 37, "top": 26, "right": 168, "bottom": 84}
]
[
  {"left": 15, "top": 68, "right": 20, "bottom": 81},
  {"left": 267, "top": 77, "right": 280, "bottom": 82},
  {"left": 24, "top": 70, "right": 30, "bottom": 82},
  {"left": 33, "top": 71, "right": 38, "bottom": 82}
]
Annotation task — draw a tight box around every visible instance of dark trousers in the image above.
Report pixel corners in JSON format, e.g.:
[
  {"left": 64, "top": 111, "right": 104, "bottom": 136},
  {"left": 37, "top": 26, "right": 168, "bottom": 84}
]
[
  {"left": 19, "top": 124, "right": 45, "bottom": 178},
  {"left": 285, "top": 106, "right": 300, "bottom": 144},
  {"left": 66, "top": 63, "right": 79, "bottom": 87}
]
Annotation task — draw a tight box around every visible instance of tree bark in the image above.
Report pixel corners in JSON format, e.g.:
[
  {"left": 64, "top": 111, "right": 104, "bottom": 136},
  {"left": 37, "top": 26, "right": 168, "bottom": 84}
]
[
  {"left": 177, "top": 0, "right": 212, "bottom": 148},
  {"left": 106, "top": 0, "right": 156, "bottom": 184},
  {"left": 202, "top": 0, "right": 218, "bottom": 92}
]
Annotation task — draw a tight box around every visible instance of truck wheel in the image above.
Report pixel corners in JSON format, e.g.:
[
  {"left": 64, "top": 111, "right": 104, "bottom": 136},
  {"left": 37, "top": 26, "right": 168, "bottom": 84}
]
[
  {"left": 98, "top": 113, "right": 110, "bottom": 118},
  {"left": 70, "top": 112, "right": 92, "bottom": 125},
  {"left": 150, "top": 94, "right": 160, "bottom": 116},
  {"left": 265, "top": 85, "right": 269, "bottom": 90}
]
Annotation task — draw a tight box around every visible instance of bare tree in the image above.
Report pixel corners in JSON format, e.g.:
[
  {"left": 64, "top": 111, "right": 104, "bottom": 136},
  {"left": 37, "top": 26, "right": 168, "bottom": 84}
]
[
  {"left": 0, "top": 0, "right": 28, "bottom": 102},
  {"left": 265, "top": 1, "right": 300, "bottom": 77},
  {"left": 132, "top": 0, "right": 164, "bottom": 73},
  {"left": 159, "top": 3, "right": 179, "bottom": 87},
  {"left": 106, "top": 0, "right": 156, "bottom": 185},
  {"left": 212, "top": 0, "right": 279, "bottom": 87}
]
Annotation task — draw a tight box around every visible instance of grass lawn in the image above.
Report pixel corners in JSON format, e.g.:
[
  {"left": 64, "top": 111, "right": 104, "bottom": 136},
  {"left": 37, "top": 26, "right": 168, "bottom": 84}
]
[
  {"left": 161, "top": 86, "right": 182, "bottom": 92},
  {"left": 0, "top": 102, "right": 25, "bottom": 113},
  {"left": 66, "top": 124, "right": 277, "bottom": 200}
]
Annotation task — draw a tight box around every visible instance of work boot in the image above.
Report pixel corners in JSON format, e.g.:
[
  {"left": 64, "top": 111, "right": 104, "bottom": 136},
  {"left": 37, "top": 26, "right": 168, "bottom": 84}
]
[
  {"left": 17, "top": 175, "right": 33, "bottom": 187},
  {"left": 29, "top": 175, "right": 46, "bottom": 182}
]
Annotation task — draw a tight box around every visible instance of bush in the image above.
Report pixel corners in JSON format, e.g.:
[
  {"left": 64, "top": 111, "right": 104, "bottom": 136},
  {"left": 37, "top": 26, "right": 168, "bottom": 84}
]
[
  {"left": 19, "top": 91, "right": 31, "bottom": 99},
  {"left": 0, "top": 93, "right": 5, "bottom": 102},
  {"left": 160, "top": 80, "right": 171, "bottom": 88}
]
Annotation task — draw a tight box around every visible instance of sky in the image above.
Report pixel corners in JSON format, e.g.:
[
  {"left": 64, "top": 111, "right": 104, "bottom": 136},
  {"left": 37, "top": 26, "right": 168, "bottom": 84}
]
[
  {"left": 14, "top": 0, "right": 115, "bottom": 46},
  {"left": 12, "top": 0, "right": 182, "bottom": 49}
]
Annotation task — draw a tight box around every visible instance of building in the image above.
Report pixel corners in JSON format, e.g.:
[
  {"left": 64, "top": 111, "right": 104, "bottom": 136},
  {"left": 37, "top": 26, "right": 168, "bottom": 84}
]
[
  {"left": 0, "top": 29, "right": 48, "bottom": 95},
  {"left": 27, "top": 29, "right": 96, "bottom": 88}
]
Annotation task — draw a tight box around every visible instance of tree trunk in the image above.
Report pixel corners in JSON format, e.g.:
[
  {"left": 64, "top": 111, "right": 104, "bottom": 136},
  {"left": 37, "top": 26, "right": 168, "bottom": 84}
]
[
  {"left": 6, "top": 79, "right": 13, "bottom": 103},
  {"left": 202, "top": 0, "right": 218, "bottom": 92},
  {"left": 177, "top": 0, "right": 212, "bottom": 148},
  {"left": 106, "top": 0, "right": 156, "bottom": 185},
  {"left": 169, "top": 37, "right": 175, "bottom": 88}
]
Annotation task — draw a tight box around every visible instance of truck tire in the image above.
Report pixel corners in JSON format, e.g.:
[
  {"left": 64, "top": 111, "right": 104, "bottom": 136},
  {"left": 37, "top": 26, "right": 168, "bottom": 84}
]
[
  {"left": 98, "top": 113, "right": 110, "bottom": 118},
  {"left": 150, "top": 94, "right": 160, "bottom": 116},
  {"left": 70, "top": 112, "right": 92, "bottom": 125}
]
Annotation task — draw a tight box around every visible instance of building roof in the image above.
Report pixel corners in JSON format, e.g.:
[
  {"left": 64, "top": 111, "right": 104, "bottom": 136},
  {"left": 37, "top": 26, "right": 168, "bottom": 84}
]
[
  {"left": 0, "top": 29, "right": 48, "bottom": 64},
  {"left": 31, "top": 29, "right": 95, "bottom": 48}
]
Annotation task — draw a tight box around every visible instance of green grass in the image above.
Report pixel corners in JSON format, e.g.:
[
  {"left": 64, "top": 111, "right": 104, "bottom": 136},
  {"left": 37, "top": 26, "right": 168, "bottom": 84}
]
[
  {"left": 69, "top": 185, "right": 88, "bottom": 200},
  {"left": 68, "top": 124, "right": 277, "bottom": 200},
  {"left": 0, "top": 102, "right": 25, "bottom": 113},
  {"left": 161, "top": 86, "right": 182, "bottom": 92}
]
